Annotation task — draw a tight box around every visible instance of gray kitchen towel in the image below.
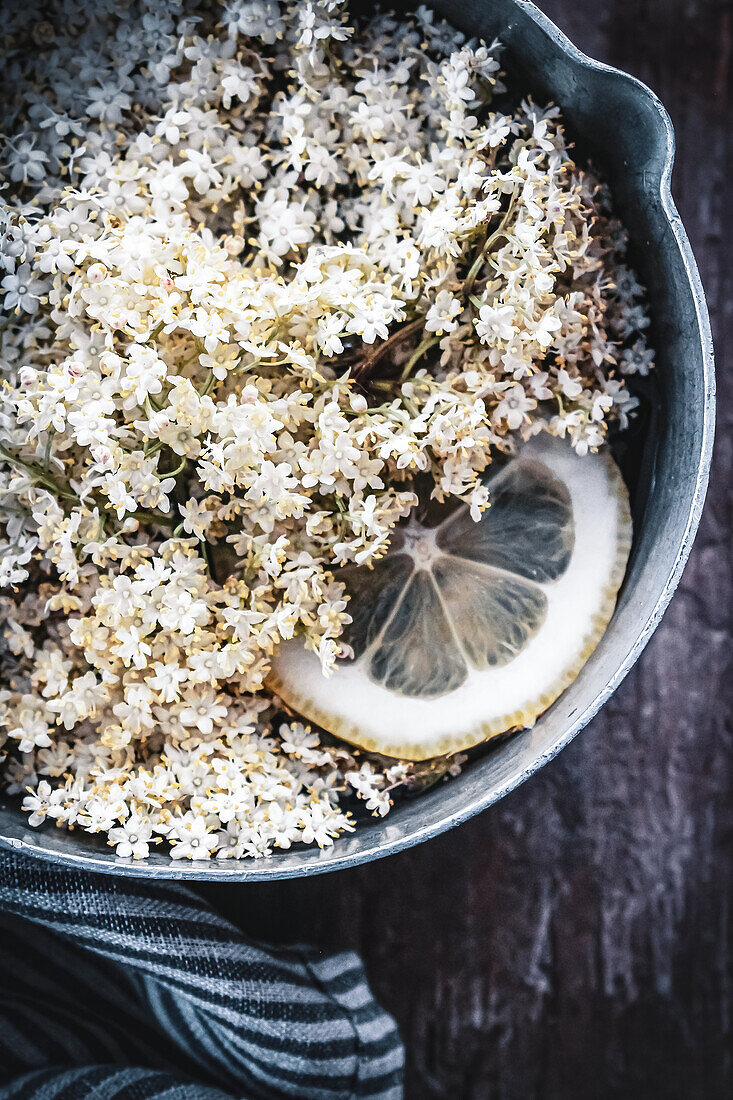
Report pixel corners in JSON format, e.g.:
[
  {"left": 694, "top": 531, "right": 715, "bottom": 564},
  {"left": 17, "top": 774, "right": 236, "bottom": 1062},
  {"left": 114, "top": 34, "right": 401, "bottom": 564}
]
[{"left": 0, "top": 852, "right": 404, "bottom": 1100}]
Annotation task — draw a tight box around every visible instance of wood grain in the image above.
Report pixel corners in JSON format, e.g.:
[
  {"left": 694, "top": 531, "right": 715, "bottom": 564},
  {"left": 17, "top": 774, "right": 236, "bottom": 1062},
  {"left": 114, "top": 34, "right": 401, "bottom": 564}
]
[{"left": 204, "top": 3, "right": 732, "bottom": 1096}]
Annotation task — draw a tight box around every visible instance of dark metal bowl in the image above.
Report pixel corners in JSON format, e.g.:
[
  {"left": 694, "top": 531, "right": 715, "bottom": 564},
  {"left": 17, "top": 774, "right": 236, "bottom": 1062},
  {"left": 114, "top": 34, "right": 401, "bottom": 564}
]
[{"left": 0, "top": 0, "right": 714, "bottom": 880}]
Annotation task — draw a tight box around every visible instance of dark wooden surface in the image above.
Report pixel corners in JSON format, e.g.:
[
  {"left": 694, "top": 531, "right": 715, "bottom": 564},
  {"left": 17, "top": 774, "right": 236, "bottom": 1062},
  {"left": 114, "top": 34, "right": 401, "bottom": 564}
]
[{"left": 205, "top": 3, "right": 733, "bottom": 1097}]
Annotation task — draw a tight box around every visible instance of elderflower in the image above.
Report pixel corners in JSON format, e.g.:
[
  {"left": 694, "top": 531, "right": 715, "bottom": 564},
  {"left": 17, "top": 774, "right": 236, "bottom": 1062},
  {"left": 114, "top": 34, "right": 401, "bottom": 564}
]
[{"left": 0, "top": 0, "right": 653, "bottom": 861}]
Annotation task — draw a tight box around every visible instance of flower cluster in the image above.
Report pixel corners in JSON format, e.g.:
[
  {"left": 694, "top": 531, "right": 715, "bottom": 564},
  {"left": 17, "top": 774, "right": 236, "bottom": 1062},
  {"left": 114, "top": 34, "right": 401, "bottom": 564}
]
[{"left": 0, "top": 0, "right": 653, "bottom": 859}]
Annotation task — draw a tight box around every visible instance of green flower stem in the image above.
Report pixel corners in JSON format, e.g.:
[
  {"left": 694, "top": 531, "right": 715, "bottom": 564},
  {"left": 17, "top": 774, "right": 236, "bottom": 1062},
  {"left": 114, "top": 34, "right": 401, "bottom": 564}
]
[
  {"left": 43, "top": 430, "right": 55, "bottom": 466},
  {"left": 0, "top": 444, "right": 181, "bottom": 535},
  {"left": 162, "top": 454, "right": 188, "bottom": 478},
  {"left": 199, "top": 370, "right": 217, "bottom": 396},
  {"left": 464, "top": 188, "right": 520, "bottom": 296},
  {"left": 0, "top": 443, "right": 78, "bottom": 501},
  {"left": 400, "top": 336, "right": 440, "bottom": 381},
  {"left": 129, "top": 509, "right": 176, "bottom": 527},
  {"left": 199, "top": 536, "right": 213, "bottom": 575},
  {"left": 463, "top": 225, "right": 490, "bottom": 296}
]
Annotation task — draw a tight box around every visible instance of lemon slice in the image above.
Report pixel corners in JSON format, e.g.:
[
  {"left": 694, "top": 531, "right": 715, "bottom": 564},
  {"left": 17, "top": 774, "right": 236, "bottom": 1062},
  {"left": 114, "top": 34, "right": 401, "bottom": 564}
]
[{"left": 269, "top": 435, "right": 632, "bottom": 760}]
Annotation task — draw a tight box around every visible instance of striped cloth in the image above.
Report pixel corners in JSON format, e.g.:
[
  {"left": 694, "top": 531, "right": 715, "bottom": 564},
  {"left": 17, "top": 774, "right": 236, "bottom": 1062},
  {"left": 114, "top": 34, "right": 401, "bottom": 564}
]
[{"left": 0, "top": 852, "right": 404, "bottom": 1100}]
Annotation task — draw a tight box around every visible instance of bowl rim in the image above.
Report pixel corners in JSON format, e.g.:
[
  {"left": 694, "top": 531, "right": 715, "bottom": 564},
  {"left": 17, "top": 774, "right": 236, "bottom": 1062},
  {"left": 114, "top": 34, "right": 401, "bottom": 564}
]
[{"left": 0, "top": 0, "right": 715, "bottom": 881}]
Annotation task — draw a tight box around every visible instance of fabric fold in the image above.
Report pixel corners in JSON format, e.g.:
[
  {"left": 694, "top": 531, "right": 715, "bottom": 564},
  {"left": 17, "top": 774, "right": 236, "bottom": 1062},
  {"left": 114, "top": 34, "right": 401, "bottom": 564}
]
[{"left": 0, "top": 852, "right": 404, "bottom": 1100}]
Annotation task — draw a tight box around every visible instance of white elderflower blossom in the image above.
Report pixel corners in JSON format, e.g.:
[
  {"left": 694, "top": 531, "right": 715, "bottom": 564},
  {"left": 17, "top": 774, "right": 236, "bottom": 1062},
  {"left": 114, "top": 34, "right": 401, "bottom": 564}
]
[
  {"left": 0, "top": 0, "right": 653, "bottom": 861},
  {"left": 108, "top": 814, "right": 155, "bottom": 860}
]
